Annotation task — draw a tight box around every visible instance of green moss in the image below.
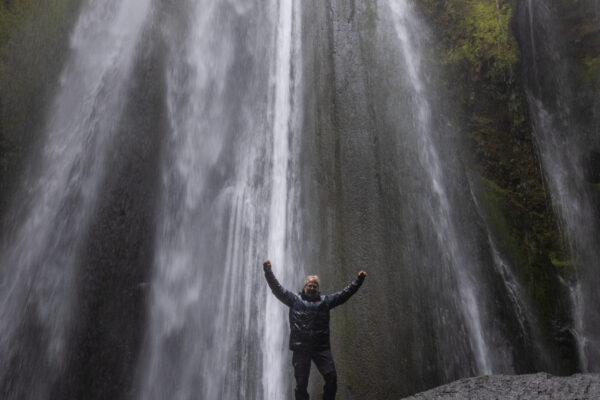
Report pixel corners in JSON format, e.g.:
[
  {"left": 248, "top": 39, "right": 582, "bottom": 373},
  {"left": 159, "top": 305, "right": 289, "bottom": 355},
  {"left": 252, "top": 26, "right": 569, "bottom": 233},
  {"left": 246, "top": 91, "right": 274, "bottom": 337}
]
[
  {"left": 550, "top": 256, "right": 572, "bottom": 269},
  {"left": 445, "top": 1, "right": 518, "bottom": 80},
  {"left": 419, "top": 0, "right": 519, "bottom": 85}
]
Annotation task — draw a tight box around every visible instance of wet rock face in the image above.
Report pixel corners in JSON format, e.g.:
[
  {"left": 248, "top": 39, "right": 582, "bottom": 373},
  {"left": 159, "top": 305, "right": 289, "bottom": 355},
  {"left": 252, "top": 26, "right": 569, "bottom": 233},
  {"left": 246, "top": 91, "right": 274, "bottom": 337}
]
[
  {"left": 582, "top": 151, "right": 600, "bottom": 184},
  {"left": 402, "top": 373, "right": 600, "bottom": 399}
]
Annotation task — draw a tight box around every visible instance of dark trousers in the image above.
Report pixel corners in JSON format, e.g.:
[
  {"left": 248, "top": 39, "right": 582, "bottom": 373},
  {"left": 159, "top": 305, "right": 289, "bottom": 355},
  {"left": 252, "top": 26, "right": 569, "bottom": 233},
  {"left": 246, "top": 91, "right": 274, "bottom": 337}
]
[{"left": 292, "top": 348, "right": 337, "bottom": 400}]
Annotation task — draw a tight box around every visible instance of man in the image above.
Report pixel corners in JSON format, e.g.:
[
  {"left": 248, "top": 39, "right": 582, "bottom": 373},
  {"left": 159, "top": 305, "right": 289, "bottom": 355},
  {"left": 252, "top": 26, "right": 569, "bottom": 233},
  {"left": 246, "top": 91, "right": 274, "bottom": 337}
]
[{"left": 262, "top": 259, "right": 366, "bottom": 400}]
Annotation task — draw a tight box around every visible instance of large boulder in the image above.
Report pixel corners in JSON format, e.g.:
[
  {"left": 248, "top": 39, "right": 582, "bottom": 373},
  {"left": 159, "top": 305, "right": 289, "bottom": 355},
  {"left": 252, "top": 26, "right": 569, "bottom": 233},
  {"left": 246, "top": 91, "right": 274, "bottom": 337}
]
[{"left": 402, "top": 373, "right": 600, "bottom": 399}]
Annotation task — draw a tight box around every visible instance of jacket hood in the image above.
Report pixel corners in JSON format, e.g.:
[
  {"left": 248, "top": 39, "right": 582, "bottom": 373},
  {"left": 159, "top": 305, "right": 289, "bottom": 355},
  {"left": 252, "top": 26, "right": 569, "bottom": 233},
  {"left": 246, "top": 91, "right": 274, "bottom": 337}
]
[{"left": 299, "top": 290, "right": 321, "bottom": 302}]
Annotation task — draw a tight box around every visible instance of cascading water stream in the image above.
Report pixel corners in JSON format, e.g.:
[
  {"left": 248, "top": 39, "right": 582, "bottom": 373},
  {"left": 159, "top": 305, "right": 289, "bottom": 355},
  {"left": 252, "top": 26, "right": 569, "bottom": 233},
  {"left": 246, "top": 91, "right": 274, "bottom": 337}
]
[
  {"left": 0, "top": 0, "right": 151, "bottom": 396},
  {"left": 264, "top": 0, "right": 303, "bottom": 397},
  {"left": 468, "top": 178, "right": 551, "bottom": 368},
  {"left": 520, "top": 0, "right": 600, "bottom": 372},
  {"left": 385, "top": 0, "right": 493, "bottom": 375},
  {"left": 135, "top": 1, "right": 302, "bottom": 399}
]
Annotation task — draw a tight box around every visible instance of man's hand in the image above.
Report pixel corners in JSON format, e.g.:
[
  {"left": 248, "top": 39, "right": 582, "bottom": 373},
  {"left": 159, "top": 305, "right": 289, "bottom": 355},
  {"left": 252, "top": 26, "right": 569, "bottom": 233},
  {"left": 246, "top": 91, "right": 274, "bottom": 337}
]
[
  {"left": 263, "top": 259, "right": 272, "bottom": 270},
  {"left": 358, "top": 270, "right": 367, "bottom": 278}
]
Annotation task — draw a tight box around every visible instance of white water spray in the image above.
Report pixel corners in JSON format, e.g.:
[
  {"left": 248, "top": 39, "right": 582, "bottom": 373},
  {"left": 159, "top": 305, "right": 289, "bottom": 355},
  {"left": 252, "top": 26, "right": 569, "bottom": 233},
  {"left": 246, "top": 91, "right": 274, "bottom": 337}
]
[
  {"left": 264, "top": 0, "right": 303, "bottom": 397},
  {"left": 136, "top": 1, "right": 302, "bottom": 399},
  {"left": 0, "top": 0, "right": 151, "bottom": 392},
  {"left": 386, "top": 0, "right": 492, "bottom": 374}
]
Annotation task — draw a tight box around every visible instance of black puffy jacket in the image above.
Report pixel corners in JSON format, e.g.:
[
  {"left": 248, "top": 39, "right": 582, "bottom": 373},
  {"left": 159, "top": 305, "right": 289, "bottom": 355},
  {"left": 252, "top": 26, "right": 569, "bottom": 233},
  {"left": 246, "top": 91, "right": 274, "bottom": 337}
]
[{"left": 264, "top": 267, "right": 365, "bottom": 351}]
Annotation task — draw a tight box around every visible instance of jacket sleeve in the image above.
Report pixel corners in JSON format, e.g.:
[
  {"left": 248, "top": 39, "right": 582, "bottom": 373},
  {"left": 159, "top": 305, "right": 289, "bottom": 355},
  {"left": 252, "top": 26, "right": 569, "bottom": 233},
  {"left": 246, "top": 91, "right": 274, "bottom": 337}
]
[
  {"left": 264, "top": 266, "right": 296, "bottom": 307},
  {"left": 325, "top": 275, "right": 365, "bottom": 309}
]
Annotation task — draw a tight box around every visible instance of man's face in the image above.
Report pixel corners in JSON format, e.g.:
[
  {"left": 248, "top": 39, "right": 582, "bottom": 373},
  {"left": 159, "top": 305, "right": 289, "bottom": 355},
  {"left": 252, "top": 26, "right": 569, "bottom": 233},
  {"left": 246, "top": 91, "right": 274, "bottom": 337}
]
[{"left": 304, "top": 279, "right": 319, "bottom": 296}]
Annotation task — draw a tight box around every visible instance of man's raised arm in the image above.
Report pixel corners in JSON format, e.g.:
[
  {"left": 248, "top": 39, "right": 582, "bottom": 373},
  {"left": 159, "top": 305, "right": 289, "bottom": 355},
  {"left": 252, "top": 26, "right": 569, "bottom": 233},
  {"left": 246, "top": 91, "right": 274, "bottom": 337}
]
[
  {"left": 262, "top": 260, "right": 296, "bottom": 307},
  {"left": 326, "top": 270, "right": 366, "bottom": 309}
]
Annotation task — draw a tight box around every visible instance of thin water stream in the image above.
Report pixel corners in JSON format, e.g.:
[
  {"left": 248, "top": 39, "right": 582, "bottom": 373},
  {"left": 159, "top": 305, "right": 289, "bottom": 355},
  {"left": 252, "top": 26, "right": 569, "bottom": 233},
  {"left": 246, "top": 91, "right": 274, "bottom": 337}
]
[{"left": 519, "top": 0, "right": 600, "bottom": 372}]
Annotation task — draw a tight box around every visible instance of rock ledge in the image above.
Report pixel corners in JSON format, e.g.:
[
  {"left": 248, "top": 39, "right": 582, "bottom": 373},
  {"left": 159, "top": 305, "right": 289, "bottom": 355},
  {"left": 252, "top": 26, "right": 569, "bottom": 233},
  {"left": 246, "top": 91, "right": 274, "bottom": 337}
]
[{"left": 402, "top": 372, "right": 600, "bottom": 399}]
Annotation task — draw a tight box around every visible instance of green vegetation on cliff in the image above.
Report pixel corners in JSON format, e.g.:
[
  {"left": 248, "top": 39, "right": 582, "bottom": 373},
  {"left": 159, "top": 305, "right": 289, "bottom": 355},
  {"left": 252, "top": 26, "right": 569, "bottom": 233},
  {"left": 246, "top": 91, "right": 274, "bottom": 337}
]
[
  {"left": 415, "top": 0, "right": 576, "bottom": 373},
  {"left": 0, "top": 0, "right": 81, "bottom": 210},
  {"left": 439, "top": 0, "right": 517, "bottom": 82}
]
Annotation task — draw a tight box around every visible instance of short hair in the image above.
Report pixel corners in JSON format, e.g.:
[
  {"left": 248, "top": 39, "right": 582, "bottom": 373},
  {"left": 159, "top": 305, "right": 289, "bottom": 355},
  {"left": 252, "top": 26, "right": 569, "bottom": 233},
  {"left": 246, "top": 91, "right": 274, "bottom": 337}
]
[{"left": 304, "top": 275, "right": 320, "bottom": 286}]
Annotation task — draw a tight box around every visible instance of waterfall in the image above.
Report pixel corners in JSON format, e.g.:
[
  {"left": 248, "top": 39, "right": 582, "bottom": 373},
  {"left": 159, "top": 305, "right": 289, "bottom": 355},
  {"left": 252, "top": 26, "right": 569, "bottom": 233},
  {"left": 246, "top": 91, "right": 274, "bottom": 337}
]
[
  {"left": 382, "top": 0, "right": 500, "bottom": 376},
  {"left": 361, "top": 0, "right": 562, "bottom": 383},
  {"left": 519, "top": 0, "right": 600, "bottom": 372},
  {"left": 0, "top": 0, "right": 151, "bottom": 397},
  {"left": 134, "top": 1, "right": 302, "bottom": 398},
  {"left": 468, "top": 177, "right": 552, "bottom": 370},
  {"left": 3, "top": 0, "right": 597, "bottom": 398},
  {"left": 264, "top": 0, "right": 304, "bottom": 397},
  {"left": 386, "top": 0, "right": 492, "bottom": 375}
]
